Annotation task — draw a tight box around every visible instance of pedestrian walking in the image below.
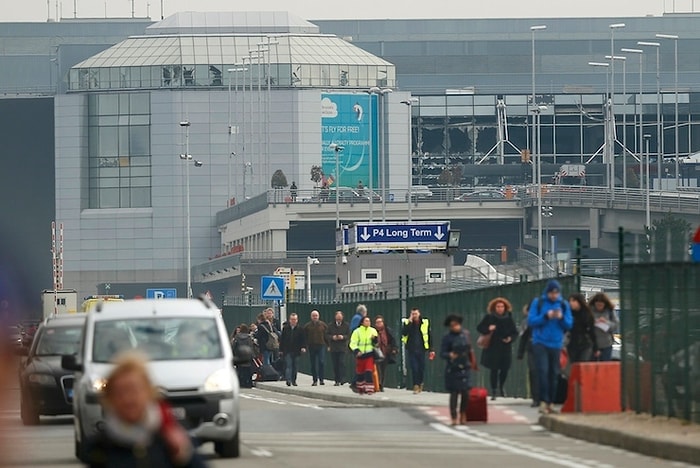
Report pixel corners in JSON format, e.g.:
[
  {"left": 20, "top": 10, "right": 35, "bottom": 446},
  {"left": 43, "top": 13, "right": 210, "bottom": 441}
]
[
  {"left": 476, "top": 297, "right": 518, "bottom": 400},
  {"left": 373, "top": 315, "right": 398, "bottom": 391},
  {"left": 280, "top": 313, "right": 306, "bottom": 387},
  {"left": 326, "top": 311, "right": 350, "bottom": 386},
  {"left": 440, "top": 314, "right": 476, "bottom": 426},
  {"left": 588, "top": 293, "right": 619, "bottom": 362},
  {"left": 231, "top": 324, "right": 256, "bottom": 388},
  {"left": 517, "top": 302, "right": 540, "bottom": 408},
  {"left": 528, "top": 280, "right": 573, "bottom": 414},
  {"left": 289, "top": 181, "right": 298, "bottom": 202},
  {"left": 257, "top": 308, "right": 280, "bottom": 366},
  {"left": 350, "top": 304, "right": 367, "bottom": 332},
  {"left": 304, "top": 310, "right": 328, "bottom": 386},
  {"left": 349, "top": 316, "right": 378, "bottom": 395},
  {"left": 567, "top": 293, "right": 597, "bottom": 363},
  {"left": 85, "top": 353, "right": 206, "bottom": 468},
  {"left": 401, "top": 308, "right": 435, "bottom": 394}
]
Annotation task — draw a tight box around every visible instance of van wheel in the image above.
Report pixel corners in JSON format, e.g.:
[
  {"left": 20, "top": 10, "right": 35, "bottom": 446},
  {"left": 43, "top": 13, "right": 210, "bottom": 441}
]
[
  {"left": 20, "top": 396, "right": 39, "bottom": 426},
  {"left": 214, "top": 426, "right": 240, "bottom": 458}
]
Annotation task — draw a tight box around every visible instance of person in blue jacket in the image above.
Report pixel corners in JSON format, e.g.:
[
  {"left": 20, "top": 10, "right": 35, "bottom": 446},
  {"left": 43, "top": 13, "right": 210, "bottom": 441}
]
[{"left": 528, "top": 280, "right": 573, "bottom": 414}]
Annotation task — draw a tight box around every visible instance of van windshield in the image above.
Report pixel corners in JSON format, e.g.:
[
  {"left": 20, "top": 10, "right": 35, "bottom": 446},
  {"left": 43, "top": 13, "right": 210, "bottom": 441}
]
[{"left": 92, "top": 317, "right": 222, "bottom": 363}]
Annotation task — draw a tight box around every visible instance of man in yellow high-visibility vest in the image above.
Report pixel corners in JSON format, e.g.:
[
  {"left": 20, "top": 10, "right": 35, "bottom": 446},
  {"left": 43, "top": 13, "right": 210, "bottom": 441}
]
[{"left": 401, "top": 308, "right": 435, "bottom": 394}]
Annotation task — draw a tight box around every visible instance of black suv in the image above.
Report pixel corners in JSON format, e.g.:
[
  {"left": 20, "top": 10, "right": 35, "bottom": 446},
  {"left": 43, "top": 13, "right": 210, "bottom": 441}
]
[{"left": 19, "top": 315, "right": 85, "bottom": 425}]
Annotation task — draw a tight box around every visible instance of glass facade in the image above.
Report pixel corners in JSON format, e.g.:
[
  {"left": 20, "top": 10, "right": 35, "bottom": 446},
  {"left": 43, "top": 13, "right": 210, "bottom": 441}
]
[
  {"left": 69, "top": 35, "right": 395, "bottom": 91},
  {"left": 411, "top": 92, "right": 699, "bottom": 186},
  {"left": 87, "top": 92, "right": 151, "bottom": 208}
]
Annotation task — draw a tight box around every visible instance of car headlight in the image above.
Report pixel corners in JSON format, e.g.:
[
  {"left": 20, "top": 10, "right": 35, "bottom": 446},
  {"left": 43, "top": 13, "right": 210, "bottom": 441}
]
[
  {"left": 91, "top": 377, "right": 107, "bottom": 393},
  {"left": 27, "top": 374, "right": 55, "bottom": 386},
  {"left": 203, "top": 368, "right": 233, "bottom": 392}
]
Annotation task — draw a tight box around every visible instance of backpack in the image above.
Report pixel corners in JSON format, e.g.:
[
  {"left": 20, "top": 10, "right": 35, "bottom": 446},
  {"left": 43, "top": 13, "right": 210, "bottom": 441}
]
[
  {"left": 233, "top": 334, "right": 254, "bottom": 362},
  {"left": 261, "top": 323, "right": 279, "bottom": 351}
]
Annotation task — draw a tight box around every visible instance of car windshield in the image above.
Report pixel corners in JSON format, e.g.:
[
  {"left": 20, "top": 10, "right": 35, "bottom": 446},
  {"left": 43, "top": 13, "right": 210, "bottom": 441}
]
[
  {"left": 92, "top": 317, "right": 222, "bottom": 363},
  {"left": 35, "top": 326, "right": 82, "bottom": 356}
]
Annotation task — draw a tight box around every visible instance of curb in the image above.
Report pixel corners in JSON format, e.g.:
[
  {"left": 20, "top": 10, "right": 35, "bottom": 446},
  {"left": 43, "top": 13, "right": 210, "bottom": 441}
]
[
  {"left": 255, "top": 382, "right": 415, "bottom": 408},
  {"left": 539, "top": 415, "right": 700, "bottom": 466}
]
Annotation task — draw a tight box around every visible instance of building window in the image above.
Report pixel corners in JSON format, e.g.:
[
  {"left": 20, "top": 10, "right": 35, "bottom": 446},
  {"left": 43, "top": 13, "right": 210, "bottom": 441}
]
[{"left": 88, "top": 93, "right": 151, "bottom": 208}]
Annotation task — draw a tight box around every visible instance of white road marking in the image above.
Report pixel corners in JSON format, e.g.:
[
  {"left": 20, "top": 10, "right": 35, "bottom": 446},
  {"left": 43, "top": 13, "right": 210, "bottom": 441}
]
[
  {"left": 240, "top": 393, "right": 323, "bottom": 410},
  {"left": 530, "top": 425, "right": 545, "bottom": 431},
  {"left": 431, "top": 423, "right": 606, "bottom": 467},
  {"left": 251, "top": 448, "right": 273, "bottom": 457}
]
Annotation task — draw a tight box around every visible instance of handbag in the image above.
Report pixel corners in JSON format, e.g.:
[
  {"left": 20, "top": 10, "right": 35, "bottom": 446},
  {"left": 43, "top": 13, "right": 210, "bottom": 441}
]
[
  {"left": 476, "top": 333, "right": 492, "bottom": 349},
  {"left": 373, "top": 346, "right": 385, "bottom": 362}
]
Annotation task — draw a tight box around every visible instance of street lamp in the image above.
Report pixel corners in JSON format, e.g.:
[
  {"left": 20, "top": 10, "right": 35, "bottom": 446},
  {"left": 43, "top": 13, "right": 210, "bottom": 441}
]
[
  {"left": 530, "top": 104, "right": 547, "bottom": 278},
  {"left": 656, "top": 34, "right": 680, "bottom": 187},
  {"left": 644, "top": 134, "right": 652, "bottom": 228},
  {"left": 306, "top": 256, "right": 319, "bottom": 303},
  {"left": 621, "top": 48, "right": 645, "bottom": 189},
  {"left": 606, "top": 55, "right": 627, "bottom": 188},
  {"left": 179, "top": 120, "right": 204, "bottom": 299},
  {"left": 638, "top": 41, "right": 661, "bottom": 190},
  {"left": 227, "top": 65, "right": 247, "bottom": 207},
  {"left": 368, "top": 87, "right": 393, "bottom": 222},
  {"left": 530, "top": 25, "right": 547, "bottom": 164},
  {"left": 541, "top": 206, "right": 554, "bottom": 263},
  {"left": 589, "top": 62, "right": 611, "bottom": 188},
  {"left": 609, "top": 24, "right": 625, "bottom": 192},
  {"left": 329, "top": 143, "right": 345, "bottom": 229},
  {"left": 401, "top": 98, "right": 419, "bottom": 221}
]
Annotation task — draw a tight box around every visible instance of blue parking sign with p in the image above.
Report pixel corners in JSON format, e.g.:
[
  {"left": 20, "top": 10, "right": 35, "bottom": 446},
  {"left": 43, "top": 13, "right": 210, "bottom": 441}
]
[{"left": 146, "top": 288, "right": 177, "bottom": 299}]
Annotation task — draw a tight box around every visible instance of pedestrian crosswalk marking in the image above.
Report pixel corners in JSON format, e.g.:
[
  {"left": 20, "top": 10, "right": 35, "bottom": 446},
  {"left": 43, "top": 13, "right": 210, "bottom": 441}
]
[{"left": 261, "top": 276, "right": 285, "bottom": 299}]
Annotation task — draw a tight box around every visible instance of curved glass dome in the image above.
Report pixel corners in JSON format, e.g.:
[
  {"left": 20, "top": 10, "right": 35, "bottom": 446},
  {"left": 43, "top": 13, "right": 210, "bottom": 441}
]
[{"left": 69, "top": 12, "right": 395, "bottom": 91}]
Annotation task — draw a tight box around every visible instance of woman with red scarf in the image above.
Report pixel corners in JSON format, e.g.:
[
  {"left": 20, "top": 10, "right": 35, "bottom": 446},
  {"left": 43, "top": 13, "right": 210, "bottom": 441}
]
[{"left": 373, "top": 315, "right": 398, "bottom": 392}]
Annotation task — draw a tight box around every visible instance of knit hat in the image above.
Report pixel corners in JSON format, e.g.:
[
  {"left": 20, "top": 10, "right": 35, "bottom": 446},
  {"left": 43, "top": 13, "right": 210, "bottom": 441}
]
[{"left": 545, "top": 279, "right": 561, "bottom": 294}]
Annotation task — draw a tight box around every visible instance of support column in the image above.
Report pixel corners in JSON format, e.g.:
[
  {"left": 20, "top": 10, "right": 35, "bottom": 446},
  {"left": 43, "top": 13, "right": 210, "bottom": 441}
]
[{"left": 589, "top": 208, "right": 600, "bottom": 249}]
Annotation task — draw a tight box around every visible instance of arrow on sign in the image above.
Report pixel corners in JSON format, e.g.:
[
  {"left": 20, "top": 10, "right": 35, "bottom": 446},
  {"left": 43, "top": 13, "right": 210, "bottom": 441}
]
[
  {"left": 360, "top": 226, "right": 371, "bottom": 241},
  {"left": 435, "top": 225, "right": 445, "bottom": 240}
]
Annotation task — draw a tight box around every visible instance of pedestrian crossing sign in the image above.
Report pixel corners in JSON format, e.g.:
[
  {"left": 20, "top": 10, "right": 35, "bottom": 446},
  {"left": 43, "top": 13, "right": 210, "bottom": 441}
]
[{"left": 261, "top": 276, "right": 285, "bottom": 300}]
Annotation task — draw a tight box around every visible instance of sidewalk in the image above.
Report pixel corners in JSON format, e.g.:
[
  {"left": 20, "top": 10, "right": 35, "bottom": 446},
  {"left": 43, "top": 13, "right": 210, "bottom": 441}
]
[
  {"left": 540, "top": 412, "right": 700, "bottom": 466},
  {"left": 255, "top": 372, "right": 527, "bottom": 408}
]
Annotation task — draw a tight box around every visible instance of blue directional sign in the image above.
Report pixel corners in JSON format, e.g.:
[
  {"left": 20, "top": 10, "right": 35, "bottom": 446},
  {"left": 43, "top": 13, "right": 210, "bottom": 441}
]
[
  {"left": 146, "top": 288, "right": 177, "bottom": 299},
  {"left": 353, "top": 221, "right": 450, "bottom": 251},
  {"left": 261, "top": 276, "right": 285, "bottom": 301}
]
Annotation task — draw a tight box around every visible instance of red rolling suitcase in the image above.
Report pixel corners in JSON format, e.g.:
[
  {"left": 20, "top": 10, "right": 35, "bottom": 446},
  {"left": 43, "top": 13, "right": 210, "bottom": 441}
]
[{"left": 467, "top": 387, "right": 488, "bottom": 422}]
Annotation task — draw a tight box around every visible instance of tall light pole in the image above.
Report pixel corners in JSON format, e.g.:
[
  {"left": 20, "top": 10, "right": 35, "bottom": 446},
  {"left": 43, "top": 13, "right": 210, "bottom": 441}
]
[
  {"left": 622, "top": 48, "right": 645, "bottom": 190},
  {"left": 330, "top": 144, "right": 344, "bottom": 229},
  {"left": 607, "top": 55, "right": 627, "bottom": 188},
  {"left": 609, "top": 24, "right": 625, "bottom": 192},
  {"left": 368, "top": 86, "right": 392, "bottom": 221},
  {"left": 531, "top": 105, "right": 547, "bottom": 278},
  {"left": 530, "top": 25, "right": 547, "bottom": 185},
  {"left": 656, "top": 34, "right": 680, "bottom": 187},
  {"left": 644, "top": 134, "right": 652, "bottom": 228},
  {"left": 179, "top": 120, "right": 203, "bottom": 299},
  {"left": 589, "top": 61, "right": 611, "bottom": 188},
  {"left": 401, "top": 98, "right": 419, "bottom": 221},
  {"left": 638, "top": 41, "right": 661, "bottom": 190},
  {"left": 306, "top": 256, "right": 319, "bottom": 303},
  {"left": 261, "top": 38, "right": 279, "bottom": 198},
  {"left": 227, "top": 66, "right": 247, "bottom": 207}
]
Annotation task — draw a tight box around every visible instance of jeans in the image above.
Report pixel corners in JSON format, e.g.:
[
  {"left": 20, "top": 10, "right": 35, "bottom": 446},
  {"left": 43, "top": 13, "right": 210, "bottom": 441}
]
[
  {"left": 285, "top": 353, "right": 299, "bottom": 384},
  {"left": 262, "top": 349, "right": 275, "bottom": 366},
  {"left": 236, "top": 366, "right": 253, "bottom": 388},
  {"left": 489, "top": 368, "right": 510, "bottom": 393},
  {"left": 309, "top": 345, "right": 326, "bottom": 383},
  {"left": 330, "top": 351, "right": 346, "bottom": 384},
  {"left": 449, "top": 390, "right": 469, "bottom": 419},
  {"left": 595, "top": 346, "right": 613, "bottom": 362},
  {"left": 407, "top": 350, "right": 426, "bottom": 387},
  {"left": 533, "top": 343, "right": 561, "bottom": 405}
]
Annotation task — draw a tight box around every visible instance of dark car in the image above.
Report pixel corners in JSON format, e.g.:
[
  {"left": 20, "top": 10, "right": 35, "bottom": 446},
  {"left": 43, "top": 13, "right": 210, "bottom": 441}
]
[
  {"left": 455, "top": 189, "right": 506, "bottom": 201},
  {"left": 19, "top": 315, "right": 85, "bottom": 425},
  {"left": 19, "top": 320, "right": 41, "bottom": 350}
]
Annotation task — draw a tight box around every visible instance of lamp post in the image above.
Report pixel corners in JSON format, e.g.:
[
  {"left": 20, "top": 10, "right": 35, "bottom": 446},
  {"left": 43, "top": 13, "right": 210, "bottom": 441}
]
[
  {"left": 644, "top": 134, "right": 652, "bottom": 228},
  {"left": 227, "top": 65, "right": 247, "bottom": 207},
  {"left": 542, "top": 206, "right": 554, "bottom": 263},
  {"left": 530, "top": 25, "right": 547, "bottom": 175},
  {"left": 622, "top": 48, "right": 645, "bottom": 189},
  {"left": 179, "top": 120, "right": 204, "bottom": 299},
  {"left": 609, "top": 23, "right": 625, "bottom": 192},
  {"left": 589, "top": 61, "right": 611, "bottom": 188},
  {"left": 330, "top": 144, "right": 345, "bottom": 229},
  {"left": 368, "top": 86, "right": 393, "bottom": 222},
  {"left": 260, "top": 38, "right": 279, "bottom": 198},
  {"left": 306, "top": 256, "right": 319, "bottom": 303},
  {"left": 401, "top": 98, "right": 419, "bottom": 221},
  {"left": 607, "top": 55, "right": 627, "bottom": 188},
  {"left": 656, "top": 34, "right": 680, "bottom": 187},
  {"left": 638, "top": 41, "right": 661, "bottom": 191},
  {"left": 531, "top": 105, "right": 547, "bottom": 278}
]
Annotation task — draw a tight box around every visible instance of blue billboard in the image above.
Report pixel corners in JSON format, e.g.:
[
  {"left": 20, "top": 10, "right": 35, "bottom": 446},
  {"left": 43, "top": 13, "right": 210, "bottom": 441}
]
[{"left": 321, "top": 93, "right": 379, "bottom": 190}]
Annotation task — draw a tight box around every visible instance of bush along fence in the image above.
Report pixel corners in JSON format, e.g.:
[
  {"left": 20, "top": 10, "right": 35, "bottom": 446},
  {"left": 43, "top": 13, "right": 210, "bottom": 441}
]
[{"left": 222, "top": 276, "right": 577, "bottom": 398}]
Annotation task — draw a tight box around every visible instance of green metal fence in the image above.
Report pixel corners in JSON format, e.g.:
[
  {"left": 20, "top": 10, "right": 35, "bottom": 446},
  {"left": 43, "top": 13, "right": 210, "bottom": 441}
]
[
  {"left": 620, "top": 262, "right": 700, "bottom": 423},
  {"left": 223, "top": 276, "right": 576, "bottom": 397}
]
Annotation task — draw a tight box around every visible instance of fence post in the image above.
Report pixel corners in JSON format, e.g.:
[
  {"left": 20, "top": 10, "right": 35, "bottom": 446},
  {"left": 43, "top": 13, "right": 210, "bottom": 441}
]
[
  {"left": 574, "top": 237, "right": 582, "bottom": 292},
  {"left": 399, "top": 276, "right": 407, "bottom": 389}
]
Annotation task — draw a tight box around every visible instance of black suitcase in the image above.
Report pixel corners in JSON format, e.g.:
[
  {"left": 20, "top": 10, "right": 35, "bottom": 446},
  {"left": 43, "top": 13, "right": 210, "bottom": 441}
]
[
  {"left": 553, "top": 373, "right": 568, "bottom": 404},
  {"left": 272, "top": 358, "right": 286, "bottom": 376},
  {"left": 260, "top": 363, "right": 281, "bottom": 382}
]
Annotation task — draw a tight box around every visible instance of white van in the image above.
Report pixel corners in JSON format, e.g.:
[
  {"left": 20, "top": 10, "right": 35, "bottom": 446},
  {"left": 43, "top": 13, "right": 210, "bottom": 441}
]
[
  {"left": 407, "top": 185, "right": 433, "bottom": 200},
  {"left": 62, "top": 297, "right": 241, "bottom": 461}
]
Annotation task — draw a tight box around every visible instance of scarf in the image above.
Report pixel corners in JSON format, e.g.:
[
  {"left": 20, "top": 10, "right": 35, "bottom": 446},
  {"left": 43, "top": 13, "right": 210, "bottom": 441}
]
[{"left": 102, "top": 402, "right": 162, "bottom": 448}]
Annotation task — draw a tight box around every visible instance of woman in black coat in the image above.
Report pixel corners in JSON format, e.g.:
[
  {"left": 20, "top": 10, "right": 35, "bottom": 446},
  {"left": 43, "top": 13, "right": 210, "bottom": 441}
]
[
  {"left": 440, "top": 314, "right": 475, "bottom": 426},
  {"left": 567, "top": 293, "right": 597, "bottom": 363},
  {"left": 476, "top": 297, "right": 519, "bottom": 400}
]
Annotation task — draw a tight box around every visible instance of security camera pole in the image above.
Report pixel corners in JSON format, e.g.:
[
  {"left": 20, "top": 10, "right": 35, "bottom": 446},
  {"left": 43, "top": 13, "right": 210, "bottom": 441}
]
[{"left": 306, "top": 256, "right": 319, "bottom": 303}]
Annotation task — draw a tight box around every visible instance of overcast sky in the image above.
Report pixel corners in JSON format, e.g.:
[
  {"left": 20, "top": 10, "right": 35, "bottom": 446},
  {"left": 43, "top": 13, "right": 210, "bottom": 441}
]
[{"left": 0, "top": 0, "right": 690, "bottom": 22}]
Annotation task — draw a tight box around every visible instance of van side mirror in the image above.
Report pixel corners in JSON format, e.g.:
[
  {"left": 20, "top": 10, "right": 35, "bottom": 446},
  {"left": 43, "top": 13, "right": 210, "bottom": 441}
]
[{"left": 61, "top": 354, "right": 83, "bottom": 372}]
